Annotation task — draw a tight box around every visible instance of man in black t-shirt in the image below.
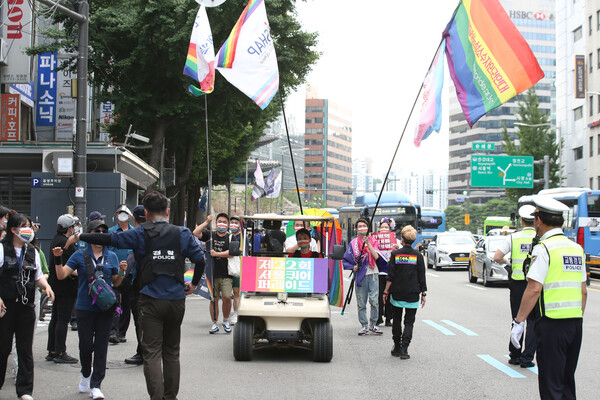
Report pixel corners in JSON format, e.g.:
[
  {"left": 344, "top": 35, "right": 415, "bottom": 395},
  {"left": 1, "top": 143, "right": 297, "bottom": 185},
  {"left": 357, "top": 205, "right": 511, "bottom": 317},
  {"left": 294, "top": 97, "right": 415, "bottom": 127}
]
[{"left": 208, "top": 213, "right": 233, "bottom": 334}]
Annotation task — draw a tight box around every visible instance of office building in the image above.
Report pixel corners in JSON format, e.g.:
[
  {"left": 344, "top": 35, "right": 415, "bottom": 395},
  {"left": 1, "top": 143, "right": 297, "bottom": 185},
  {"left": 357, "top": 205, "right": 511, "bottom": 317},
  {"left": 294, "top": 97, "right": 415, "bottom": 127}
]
[{"left": 585, "top": 0, "right": 600, "bottom": 188}]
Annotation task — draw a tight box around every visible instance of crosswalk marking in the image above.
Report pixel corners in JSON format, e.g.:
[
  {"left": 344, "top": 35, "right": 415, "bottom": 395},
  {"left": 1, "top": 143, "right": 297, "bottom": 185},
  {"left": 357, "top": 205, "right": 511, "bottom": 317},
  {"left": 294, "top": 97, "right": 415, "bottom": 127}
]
[
  {"left": 422, "top": 320, "right": 455, "bottom": 335},
  {"left": 504, "top": 355, "right": 538, "bottom": 375},
  {"left": 441, "top": 320, "right": 478, "bottom": 336},
  {"left": 477, "top": 355, "right": 526, "bottom": 378},
  {"left": 426, "top": 272, "right": 440, "bottom": 278},
  {"left": 465, "top": 284, "right": 486, "bottom": 291}
]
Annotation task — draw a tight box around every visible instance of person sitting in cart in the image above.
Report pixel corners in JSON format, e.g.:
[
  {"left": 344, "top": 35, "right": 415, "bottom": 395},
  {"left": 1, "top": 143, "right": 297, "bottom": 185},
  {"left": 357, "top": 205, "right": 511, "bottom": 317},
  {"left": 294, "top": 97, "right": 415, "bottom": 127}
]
[{"left": 288, "top": 228, "right": 322, "bottom": 258}]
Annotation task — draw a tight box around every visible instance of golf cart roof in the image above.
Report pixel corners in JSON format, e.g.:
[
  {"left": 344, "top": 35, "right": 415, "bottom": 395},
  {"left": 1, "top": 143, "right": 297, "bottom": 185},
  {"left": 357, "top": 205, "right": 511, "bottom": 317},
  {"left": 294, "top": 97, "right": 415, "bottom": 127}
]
[{"left": 242, "top": 214, "right": 336, "bottom": 222}]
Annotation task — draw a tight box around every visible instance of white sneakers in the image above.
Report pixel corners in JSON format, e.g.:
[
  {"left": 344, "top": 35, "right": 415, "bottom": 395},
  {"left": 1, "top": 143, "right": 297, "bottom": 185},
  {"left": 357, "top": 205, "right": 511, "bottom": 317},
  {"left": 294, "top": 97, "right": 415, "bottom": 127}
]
[
  {"left": 19, "top": 395, "right": 33, "bottom": 400},
  {"left": 230, "top": 312, "right": 238, "bottom": 325},
  {"left": 223, "top": 320, "right": 232, "bottom": 333},
  {"left": 209, "top": 323, "right": 219, "bottom": 334},
  {"left": 90, "top": 388, "right": 105, "bottom": 399},
  {"left": 79, "top": 372, "right": 91, "bottom": 393}
]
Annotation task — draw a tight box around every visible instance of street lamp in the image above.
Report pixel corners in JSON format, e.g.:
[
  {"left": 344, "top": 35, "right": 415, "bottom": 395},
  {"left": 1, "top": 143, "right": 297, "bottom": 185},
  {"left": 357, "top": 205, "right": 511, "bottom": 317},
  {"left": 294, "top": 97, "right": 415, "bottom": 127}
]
[{"left": 514, "top": 121, "right": 558, "bottom": 188}]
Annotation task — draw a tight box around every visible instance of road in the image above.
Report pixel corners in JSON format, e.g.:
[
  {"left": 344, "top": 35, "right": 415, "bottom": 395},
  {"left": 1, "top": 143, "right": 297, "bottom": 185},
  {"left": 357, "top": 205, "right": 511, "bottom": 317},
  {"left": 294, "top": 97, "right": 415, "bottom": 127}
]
[{"left": 3, "top": 270, "right": 599, "bottom": 400}]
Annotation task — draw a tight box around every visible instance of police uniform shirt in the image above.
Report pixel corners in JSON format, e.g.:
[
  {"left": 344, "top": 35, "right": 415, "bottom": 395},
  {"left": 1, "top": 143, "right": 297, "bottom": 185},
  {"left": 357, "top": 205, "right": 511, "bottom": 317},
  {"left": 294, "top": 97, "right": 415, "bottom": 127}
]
[
  {"left": 0, "top": 245, "right": 43, "bottom": 281},
  {"left": 496, "top": 227, "right": 536, "bottom": 256},
  {"left": 526, "top": 228, "right": 587, "bottom": 284}
]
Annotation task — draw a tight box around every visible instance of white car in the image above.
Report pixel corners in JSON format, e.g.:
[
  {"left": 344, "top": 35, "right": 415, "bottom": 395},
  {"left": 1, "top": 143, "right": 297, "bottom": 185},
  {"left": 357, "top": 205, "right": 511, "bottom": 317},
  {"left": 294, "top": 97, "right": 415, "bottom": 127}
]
[{"left": 427, "top": 231, "right": 476, "bottom": 270}]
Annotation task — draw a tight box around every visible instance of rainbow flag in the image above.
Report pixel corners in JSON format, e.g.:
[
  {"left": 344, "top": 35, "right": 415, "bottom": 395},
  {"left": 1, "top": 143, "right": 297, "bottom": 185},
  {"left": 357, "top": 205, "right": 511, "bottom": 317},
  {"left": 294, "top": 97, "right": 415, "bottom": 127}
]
[
  {"left": 443, "top": 0, "right": 544, "bottom": 127},
  {"left": 183, "top": 4, "right": 215, "bottom": 96},
  {"left": 414, "top": 39, "right": 445, "bottom": 147},
  {"left": 327, "top": 224, "right": 344, "bottom": 308},
  {"left": 184, "top": 269, "right": 194, "bottom": 282},
  {"left": 215, "top": 0, "right": 279, "bottom": 109}
]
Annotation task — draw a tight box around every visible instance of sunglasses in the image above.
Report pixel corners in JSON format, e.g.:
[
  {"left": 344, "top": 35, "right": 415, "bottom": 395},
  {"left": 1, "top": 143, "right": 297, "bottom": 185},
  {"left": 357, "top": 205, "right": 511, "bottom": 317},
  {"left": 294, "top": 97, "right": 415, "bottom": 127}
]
[{"left": 94, "top": 229, "right": 107, "bottom": 233}]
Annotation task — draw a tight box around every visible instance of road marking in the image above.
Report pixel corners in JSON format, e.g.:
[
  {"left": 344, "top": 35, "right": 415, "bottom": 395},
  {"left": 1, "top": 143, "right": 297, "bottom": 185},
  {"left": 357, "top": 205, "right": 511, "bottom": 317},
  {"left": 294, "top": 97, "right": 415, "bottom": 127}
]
[
  {"left": 477, "top": 355, "right": 526, "bottom": 378},
  {"left": 465, "top": 284, "right": 486, "bottom": 291},
  {"left": 426, "top": 272, "right": 440, "bottom": 278},
  {"left": 422, "top": 320, "right": 455, "bottom": 335},
  {"left": 587, "top": 287, "right": 600, "bottom": 293},
  {"left": 441, "top": 320, "right": 478, "bottom": 336},
  {"left": 590, "top": 283, "right": 600, "bottom": 287},
  {"left": 504, "top": 355, "right": 538, "bottom": 375}
]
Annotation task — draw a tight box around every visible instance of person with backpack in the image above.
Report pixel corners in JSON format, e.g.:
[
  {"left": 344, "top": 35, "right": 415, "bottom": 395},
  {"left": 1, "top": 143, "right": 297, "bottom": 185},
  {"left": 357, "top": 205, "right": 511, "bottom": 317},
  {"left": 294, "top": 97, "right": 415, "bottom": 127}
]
[{"left": 52, "top": 219, "right": 126, "bottom": 400}]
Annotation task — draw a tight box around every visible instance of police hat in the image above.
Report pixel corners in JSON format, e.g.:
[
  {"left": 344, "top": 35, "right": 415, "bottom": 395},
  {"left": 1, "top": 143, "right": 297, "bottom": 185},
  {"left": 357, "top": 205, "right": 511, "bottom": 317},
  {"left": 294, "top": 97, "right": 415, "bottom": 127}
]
[
  {"left": 518, "top": 204, "right": 536, "bottom": 221},
  {"left": 532, "top": 196, "right": 569, "bottom": 216},
  {"left": 87, "top": 219, "right": 109, "bottom": 233}
]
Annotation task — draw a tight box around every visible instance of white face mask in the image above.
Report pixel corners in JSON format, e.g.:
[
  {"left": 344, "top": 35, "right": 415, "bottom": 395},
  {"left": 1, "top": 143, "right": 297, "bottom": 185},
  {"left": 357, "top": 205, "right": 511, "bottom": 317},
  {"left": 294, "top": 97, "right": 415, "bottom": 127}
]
[{"left": 117, "top": 213, "right": 129, "bottom": 222}]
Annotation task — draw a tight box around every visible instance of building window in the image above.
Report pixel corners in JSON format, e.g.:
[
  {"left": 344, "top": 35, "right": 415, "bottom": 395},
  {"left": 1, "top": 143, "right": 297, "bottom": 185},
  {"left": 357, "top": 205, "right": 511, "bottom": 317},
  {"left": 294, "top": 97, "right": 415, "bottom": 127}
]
[
  {"left": 591, "top": 15, "right": 594, "bottom": 35},
  {"left": 574, "top": 26, "right": 582, "bottom": 42},
  {"left": 598, "top": 176, "right": 600, "bottom": 190},
  {"left": 591, "top": 96, "right": 595, "bottom": 117},
  {"left": 574, "top": 106, "right": 583, "bottom": 121},
  {"left": 591, "top": 136, "right": 594, "bottom": 157},
  {"left": 591, "top": 178, "right": 594, "bottom": 189},
  {"left": 598, "top": 10, "right": 600, "bottom": 30},
  {"left": 590, "top": 53, "right": 594, "bottom": 72},
  {"left": 574, "top": 146, "right": 584, "bottom": 160}
]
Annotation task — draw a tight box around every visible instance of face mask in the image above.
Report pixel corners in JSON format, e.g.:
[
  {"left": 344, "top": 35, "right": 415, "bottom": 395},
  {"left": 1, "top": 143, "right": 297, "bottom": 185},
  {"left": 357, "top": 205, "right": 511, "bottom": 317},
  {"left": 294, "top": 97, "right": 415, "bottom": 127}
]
[
  {"left": 216, "top": 222, "right": 228, "bottom": 233},
  {"left": 294, "top": 225, "right": 303, "bottom": 231},
  {"left": 230, "top": 224, "right": 240, "bottom": 233},
  {"left": 17, "top": 227, "right": 34, "bottom": 243},
  {"left": 357, "top": 227, "right": 368, "bottom": 236},
  {"left": 298, "top": 239, "right": 311, "bottom": 249},
  {"left": 74, "top": 226, "right": 82, "bottom": 235},
  {"left": 118, "top": 213, "right": 130, "bottom": 222},
  {"left": 379, "top": 227, "right": 390, "bottom": 233}
]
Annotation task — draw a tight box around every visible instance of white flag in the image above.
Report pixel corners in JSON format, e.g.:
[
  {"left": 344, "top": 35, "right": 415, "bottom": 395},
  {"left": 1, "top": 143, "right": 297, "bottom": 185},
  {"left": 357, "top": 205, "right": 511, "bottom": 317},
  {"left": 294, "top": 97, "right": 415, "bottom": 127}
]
[
  {"left": 266, "top": 171, "right": 282, "bottom": 198},
  {"left": 183, "top": 4, "right": 215, "bottom": 95},
  {"left": 251, "top": 161, "right": 265, "bottom": 201}
]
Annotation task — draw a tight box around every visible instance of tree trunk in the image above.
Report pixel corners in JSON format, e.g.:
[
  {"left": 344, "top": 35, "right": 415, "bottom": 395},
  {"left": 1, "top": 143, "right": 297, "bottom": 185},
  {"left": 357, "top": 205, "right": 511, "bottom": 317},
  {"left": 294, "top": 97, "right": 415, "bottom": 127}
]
[{"left": 150, "top": 119, "right": 169, "bottom": 170}]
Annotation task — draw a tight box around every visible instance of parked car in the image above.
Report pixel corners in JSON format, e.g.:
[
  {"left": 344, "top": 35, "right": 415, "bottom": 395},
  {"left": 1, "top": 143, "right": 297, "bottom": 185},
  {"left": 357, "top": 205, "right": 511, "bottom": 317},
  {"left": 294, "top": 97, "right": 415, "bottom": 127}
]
[
  {"left": 468, "top": 236, "right": 510, "bottom": 286},
  {"left": 427, "top": 231, "right": 476, "bottom": 270}
]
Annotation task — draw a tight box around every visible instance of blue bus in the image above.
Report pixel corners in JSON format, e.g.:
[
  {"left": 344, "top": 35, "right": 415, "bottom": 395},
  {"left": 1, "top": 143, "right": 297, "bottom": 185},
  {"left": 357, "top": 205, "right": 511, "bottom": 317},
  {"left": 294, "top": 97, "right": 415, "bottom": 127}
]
[
  {"left": 519, "top": 187, "right": 599, "bottom": 277},
  {"left": 419, "top": 208, "right": 446, "bottom": 251},
  {"left": 339, "top": 192, "right": 422, "bottom": 248}
]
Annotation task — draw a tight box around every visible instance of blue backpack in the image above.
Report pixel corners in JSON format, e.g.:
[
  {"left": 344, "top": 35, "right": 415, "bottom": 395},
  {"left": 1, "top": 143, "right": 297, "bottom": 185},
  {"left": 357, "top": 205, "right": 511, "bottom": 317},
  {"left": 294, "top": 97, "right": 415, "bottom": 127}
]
[{"left": 84, "top": 250, "right": 118, "bottom": 312}]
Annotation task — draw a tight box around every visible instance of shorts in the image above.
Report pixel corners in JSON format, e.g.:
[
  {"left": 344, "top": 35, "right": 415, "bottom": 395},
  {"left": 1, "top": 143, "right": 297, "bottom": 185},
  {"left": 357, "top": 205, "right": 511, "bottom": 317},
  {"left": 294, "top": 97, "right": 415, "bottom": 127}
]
[
  {"left": 232, "top": 276, "right": 240, "bottom": 288},
  {"left": 213, "top": 277, "right": 233, "bottom": 298}
]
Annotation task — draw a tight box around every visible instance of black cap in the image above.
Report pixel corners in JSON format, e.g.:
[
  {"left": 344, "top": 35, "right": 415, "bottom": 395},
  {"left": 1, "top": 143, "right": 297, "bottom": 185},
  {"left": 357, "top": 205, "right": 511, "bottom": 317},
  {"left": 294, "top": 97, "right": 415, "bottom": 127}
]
[
  {"left": 89, "top": 211, "right": 106, "bottom": 221},
  {"left": 133, "top": 205, "right": 146, "bottom": 222},
  {"left": 87, "top": 219, "right": 109, "bottom": 233}
]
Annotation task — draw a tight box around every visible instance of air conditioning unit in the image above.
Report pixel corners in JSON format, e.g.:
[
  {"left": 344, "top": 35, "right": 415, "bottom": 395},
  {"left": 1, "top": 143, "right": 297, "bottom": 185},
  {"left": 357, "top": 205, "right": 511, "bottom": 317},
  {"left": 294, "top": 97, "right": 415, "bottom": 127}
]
[{"left": 42, "top": 150, "right": 74, "bottom": 177}]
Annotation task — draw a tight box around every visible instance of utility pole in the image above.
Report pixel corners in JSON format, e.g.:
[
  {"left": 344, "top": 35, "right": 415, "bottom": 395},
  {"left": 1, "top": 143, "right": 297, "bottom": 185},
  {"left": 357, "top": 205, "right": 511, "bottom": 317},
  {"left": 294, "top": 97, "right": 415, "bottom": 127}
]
[{"left": 38, "top": 0, "right": 88, "bottom": 227}]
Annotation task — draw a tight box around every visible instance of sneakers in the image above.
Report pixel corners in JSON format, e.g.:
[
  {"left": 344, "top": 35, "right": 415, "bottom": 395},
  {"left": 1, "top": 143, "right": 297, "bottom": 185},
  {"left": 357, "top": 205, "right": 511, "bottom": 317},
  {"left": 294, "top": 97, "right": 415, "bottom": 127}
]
[
  {"left": 370, "top": 325, "right": 383, "bottom": 335},
  {"left": 90, "top": 388, "right": 104, "bottom": 399},
  {"left": 118, "top": 336, "right": 127, "bottom": 343},
  {"left": 230, "top": 312, "right": 238, "bottom": 325},
  {"left": 124, "top": 353, "right": 143, "bottom": 365},
  {"left": 223, "top": 320, "right": 232, "bottom": 333},
  {"left": 54, "top": 352, "right": 78, "bottom": 364},
  {"left": 508, "top": 358, "right": 520, "bottom": 365},
  {"left": 209, "top": 323, "right": 219, "bottom": 334},
  {"left": 108, "top": 335, "right": 119, "bottom": 344},
  {"left": 19, "top": 395, "right": 33, "bottom": 400},
  {"left": 45, "top": 352, "right": 56, "bottom": 361},
  {"left": 358, "top": 326, "right": 369, "bottom": 336},
  {"left": 520, "top": 361, "right": 535, "bottom": 368},
  {"left": 79, "top": 372, "right": 91, "bottom": 393}
]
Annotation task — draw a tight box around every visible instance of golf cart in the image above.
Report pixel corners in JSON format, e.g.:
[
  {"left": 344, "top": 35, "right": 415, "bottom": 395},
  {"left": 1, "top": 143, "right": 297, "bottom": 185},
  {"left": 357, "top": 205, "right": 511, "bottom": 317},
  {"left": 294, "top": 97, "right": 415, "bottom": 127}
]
[{"left": 230, "top": 214, "right": 344, "bottom": 362}]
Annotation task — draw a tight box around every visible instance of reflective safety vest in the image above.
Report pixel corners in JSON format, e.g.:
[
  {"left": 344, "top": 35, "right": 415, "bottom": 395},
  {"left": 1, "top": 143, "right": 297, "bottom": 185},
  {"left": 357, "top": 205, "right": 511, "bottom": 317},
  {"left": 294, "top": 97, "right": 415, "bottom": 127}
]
[
  {"left": 538, "top": 235, "right": 584, "bottom": 319},
  {"left": 509, "top": 228, "right": 536, "bottom": 280}
]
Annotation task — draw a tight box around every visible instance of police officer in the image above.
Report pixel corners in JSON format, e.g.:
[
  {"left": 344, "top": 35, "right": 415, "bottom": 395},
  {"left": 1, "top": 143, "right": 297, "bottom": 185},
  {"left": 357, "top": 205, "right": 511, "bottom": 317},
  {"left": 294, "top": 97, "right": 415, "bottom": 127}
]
[
  {"left": 493, "top": 204, "right": 536, "bottom": 368},
  {"left": 66, "top": 192, "right": 206, "bottom": 400},
  {"left": 511, "top": 196, "right": 587, "bottom": 399}
]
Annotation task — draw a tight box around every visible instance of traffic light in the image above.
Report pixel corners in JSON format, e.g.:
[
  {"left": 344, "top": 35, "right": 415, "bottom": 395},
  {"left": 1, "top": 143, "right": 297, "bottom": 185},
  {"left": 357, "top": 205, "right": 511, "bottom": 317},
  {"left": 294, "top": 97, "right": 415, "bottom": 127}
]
[
  {"left": 463, "top": 190, "right": 468, "bottom": 196},
  {"left": 465, "top": 214, "right": 470, "bottom": 225}
]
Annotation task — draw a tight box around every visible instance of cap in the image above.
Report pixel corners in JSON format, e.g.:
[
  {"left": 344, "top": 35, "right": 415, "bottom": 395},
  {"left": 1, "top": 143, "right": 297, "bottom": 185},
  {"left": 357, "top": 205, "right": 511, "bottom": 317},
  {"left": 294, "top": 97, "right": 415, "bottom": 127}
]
[
  {"left": 57, "top": 214, "right": 76, "bottom": 228},
  {"left": 87, "top": 219, "right": 109, "bottom": 233},
  {"left": 89, "top": 211, "right": 106, "bottom": 221},
  {"left": 532, "top": 196, "right": 569, "bottom": 216},
  {"left": 518, "top": 204, "right": 536, "bottom": 221},
  {"left": 115, "top": 204, "right": 133, "bottom": 216},
  {"left": 73, "top": 216, "right": 80, "bottom": 224},
  {"left": 133, "top": 205, "right": 146, "bottom": 222},
  {"left": 230, "top": 215, "right": 241, "bottom": 223}
]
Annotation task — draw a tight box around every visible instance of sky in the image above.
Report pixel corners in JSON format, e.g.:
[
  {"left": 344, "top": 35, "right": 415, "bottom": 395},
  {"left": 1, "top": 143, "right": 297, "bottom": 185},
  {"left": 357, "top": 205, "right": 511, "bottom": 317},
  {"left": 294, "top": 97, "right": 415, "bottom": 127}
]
[{"left": 284, "top": 0, "right": 461, "bottom": 177}]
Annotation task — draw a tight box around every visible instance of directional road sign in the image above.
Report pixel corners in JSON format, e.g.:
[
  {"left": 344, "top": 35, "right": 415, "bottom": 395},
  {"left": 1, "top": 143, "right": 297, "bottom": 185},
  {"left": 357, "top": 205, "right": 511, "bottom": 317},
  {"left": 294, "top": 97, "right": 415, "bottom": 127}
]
[
  {"left": 471, "top": 155, "right": 534, "bottom": 188},
  {"left": 472, "top": 142, "right": 495, "bottom": 151}
]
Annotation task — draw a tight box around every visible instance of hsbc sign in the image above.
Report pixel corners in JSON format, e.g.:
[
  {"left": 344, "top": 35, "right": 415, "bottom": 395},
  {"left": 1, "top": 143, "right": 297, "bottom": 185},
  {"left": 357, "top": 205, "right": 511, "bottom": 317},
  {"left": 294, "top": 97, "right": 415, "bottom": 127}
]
[{"left": 509, "top": 10, "right": 555, "bottom": 21}]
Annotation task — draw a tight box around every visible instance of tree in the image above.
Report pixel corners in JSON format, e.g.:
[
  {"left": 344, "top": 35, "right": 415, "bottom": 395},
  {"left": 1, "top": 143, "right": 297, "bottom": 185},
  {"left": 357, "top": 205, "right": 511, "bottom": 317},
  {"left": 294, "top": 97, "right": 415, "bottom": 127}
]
[
  {"left": 32, "top": 0, "right": 319, "bottom": 225},
  {"left": 444, "top": 197, "right": 517, "bottom": 233},
  {"left": 502, "top": 88, "right": 560, "bottom": 202}
]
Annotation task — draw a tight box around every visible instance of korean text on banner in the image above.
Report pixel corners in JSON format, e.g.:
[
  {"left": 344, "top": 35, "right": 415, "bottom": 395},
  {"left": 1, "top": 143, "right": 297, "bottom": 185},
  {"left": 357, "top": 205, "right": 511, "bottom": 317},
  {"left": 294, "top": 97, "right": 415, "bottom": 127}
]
[
  {"left": 1, "top": 94, "right": 20, "bottom": 141},
  {"left": 36, "top": 52, "right": 58, "bottom": 127},
  {"left": 240, "top": 257, "right": 328, "bottom": 293}
]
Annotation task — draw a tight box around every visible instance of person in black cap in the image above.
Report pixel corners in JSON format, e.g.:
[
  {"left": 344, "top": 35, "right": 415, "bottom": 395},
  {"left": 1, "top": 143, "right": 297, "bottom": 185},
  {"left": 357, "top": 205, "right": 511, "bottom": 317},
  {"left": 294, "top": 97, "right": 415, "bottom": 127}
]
[
  {"left": 46, "top": 214, "right": 79, "bottom": 364},
  {"left": 511, "top": 196, "right": 587, "bottom": 399},
  {"left": 88, "top": 211, "right": 106, "bottom": 224}
]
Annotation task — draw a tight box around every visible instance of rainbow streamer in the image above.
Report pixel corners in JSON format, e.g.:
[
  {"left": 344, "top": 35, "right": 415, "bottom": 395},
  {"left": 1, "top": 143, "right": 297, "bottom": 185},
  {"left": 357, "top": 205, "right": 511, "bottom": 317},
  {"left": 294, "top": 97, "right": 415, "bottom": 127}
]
[
  {"left": 184, "top": 269, "right": 194, "bottom": 282},
  {"left": 216, "top": 0, "right": 263, "bottom": 68}
]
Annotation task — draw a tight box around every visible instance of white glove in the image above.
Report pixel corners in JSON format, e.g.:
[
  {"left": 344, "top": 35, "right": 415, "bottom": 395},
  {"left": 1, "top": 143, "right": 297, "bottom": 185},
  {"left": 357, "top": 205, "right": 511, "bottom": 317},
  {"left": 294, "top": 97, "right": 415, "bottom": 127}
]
[{"left": 510, "top": 319, "right": 525, "bottom": 349}]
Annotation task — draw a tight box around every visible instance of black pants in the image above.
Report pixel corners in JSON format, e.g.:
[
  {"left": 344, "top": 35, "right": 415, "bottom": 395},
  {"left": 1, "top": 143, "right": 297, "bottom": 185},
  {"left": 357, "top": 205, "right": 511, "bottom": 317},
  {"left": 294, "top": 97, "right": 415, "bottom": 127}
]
[
  {"left": 76, "top": 309, "right": 113, "bottom": 389},
  {"left": 139, "top": 294, "right": 185, "bottom": 400},
  {"left": 0, "top": 301, "right": 36, "bottom": 397},
  {"left": 508, "top": 279, "right": 536, "bottom": 363},
  {"left": 130, "top": 292, "right": 142, "bottom": 356},
  {"left": 47, "top": 295, "right": 76, "bottom": 354},
  {"left": 535, "top": 317, "right": 582, "bottom": 400},
  {"left": 392, "top": 305, "right": 417, "bottom": 345},
  {"left": 378, "top": 275, "right": 392, "bottom": 323}
]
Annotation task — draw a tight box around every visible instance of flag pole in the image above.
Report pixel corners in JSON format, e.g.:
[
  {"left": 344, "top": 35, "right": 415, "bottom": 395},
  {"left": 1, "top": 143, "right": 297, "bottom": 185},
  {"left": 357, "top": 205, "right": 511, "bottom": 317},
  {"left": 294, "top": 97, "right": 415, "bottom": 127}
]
[
  {"left": 279, "top": 92, "right": 303, "bottom": 215},
  {"left": 204, "top": 95, "right": 217, "bottom": 320}
]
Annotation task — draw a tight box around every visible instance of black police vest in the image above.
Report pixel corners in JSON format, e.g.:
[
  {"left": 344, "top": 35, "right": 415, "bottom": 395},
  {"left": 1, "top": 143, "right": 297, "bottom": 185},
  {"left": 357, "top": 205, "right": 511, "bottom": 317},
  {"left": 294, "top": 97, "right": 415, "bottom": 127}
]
[
  {"left": 0, "top": 242, "right": 37, "bottom": 307},
  {"left": 139, "top": 221, "right": 185, "bottom": 287}
]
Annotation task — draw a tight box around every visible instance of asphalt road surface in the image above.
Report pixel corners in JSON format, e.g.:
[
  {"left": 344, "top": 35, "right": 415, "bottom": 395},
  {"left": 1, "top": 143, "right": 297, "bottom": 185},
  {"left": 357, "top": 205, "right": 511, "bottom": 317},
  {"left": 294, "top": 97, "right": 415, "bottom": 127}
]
[{"left": 3, "top": 270, "right": 599, "bottom": 399}]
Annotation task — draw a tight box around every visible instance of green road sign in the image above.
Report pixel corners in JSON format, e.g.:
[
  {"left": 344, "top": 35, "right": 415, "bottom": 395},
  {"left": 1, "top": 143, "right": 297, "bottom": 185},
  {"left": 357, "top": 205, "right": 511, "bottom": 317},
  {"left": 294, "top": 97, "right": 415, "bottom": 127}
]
[
  {"left": 472, "top": 142, "right": 495, "bottom": 151},
  {"left": 471, "top": 155, "right": 534, "bottom": 188}
]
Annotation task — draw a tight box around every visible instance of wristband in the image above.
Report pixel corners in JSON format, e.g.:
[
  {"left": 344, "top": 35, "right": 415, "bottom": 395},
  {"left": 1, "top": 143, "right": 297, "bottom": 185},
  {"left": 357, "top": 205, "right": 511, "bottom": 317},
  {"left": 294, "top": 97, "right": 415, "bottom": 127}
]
[
  {"left": 421, "top": 293, "right": 427, "bottom": 297},
  {"left": 383, "top": 292, "right": 389, "bottom": 295}
]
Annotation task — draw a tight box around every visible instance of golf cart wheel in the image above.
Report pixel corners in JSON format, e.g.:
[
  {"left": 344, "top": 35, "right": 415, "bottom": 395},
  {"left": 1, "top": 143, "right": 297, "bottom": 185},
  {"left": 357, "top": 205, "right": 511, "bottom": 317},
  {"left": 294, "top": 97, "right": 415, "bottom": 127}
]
[
  {"left": 312, "top": 321, "right": 333, "bottom": 362},
  {"left": 233, "top": 318, "right": 253, "bottom": 361}
]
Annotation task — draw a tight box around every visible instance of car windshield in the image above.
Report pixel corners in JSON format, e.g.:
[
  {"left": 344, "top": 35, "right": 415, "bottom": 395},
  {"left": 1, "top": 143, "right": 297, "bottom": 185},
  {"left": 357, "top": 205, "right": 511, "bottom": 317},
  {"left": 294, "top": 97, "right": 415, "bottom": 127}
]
[
  {"left": 438, "top": 235, "right": 474, "bottom": 245},
  {"left": 486, "top": 238, "right": 506, "bottom": 253}
]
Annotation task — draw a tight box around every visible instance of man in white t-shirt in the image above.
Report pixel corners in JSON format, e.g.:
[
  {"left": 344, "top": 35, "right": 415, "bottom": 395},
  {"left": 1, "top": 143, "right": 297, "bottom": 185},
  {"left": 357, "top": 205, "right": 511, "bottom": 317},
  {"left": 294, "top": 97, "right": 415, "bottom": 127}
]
[{"left": 510, "top": 196, "right": 587, "bottom": 400}]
